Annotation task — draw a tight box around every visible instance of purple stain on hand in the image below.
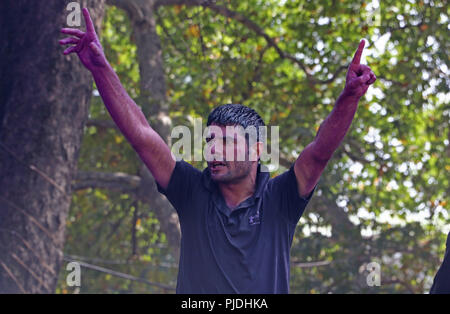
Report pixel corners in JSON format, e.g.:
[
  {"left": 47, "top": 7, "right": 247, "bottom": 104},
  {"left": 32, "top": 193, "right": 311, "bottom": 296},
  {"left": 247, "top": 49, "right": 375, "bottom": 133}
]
[
  {"left": 342, "top": 39, "right": 377, "bottom": 99},
  {"left": 59, "top": 8, "right": 107, "bottom": 71},
  {"left": 59, "top": 8, "right": 152, "bottom": 154},
  {"left": 308, "top": 39, "right": 377, "bottom": 164}
]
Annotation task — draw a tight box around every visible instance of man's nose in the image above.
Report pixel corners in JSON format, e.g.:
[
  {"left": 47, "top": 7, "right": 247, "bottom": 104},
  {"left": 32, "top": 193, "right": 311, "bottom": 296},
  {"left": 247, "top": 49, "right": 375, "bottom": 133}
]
[{"left": 210, "top": 140, "right": 226, "bottom": 158}]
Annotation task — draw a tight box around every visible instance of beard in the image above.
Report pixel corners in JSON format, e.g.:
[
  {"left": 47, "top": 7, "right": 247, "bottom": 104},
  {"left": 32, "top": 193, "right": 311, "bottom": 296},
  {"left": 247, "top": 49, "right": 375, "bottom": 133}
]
[{"left": 209, "top": 161, "right": 253, "bottom": 184}]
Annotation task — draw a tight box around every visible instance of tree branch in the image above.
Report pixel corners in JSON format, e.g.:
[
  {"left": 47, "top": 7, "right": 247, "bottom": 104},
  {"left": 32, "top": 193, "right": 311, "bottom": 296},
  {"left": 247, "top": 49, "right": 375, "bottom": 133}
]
[
  {"left": 154, "top": 0, "right": 347, "bottom": 85},
  {"left": 63, "top": 256, "right": 175, "bottom": 291},
  {"left": 73, "top": 171, "right": 141, "bottom": 192},
  {"left": 291, "top": 259, "right": 332, "bottom": 268}
]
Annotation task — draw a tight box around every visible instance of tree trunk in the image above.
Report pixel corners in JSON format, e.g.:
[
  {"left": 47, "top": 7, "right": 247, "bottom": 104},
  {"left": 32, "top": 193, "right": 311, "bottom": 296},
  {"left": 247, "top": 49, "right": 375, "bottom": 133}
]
[{"left": 0, "top": 0, "right": 105, "bottom": 293}]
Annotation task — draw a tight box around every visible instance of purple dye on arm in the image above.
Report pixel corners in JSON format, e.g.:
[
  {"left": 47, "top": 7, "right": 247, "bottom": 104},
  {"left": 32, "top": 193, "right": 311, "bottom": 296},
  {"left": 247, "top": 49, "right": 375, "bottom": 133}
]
[
  {"left": 313, "top": 40, "right": 377, "bottom": 161},
  {"left": 59, "top": 8, "right": 149, "bottom": 150}
]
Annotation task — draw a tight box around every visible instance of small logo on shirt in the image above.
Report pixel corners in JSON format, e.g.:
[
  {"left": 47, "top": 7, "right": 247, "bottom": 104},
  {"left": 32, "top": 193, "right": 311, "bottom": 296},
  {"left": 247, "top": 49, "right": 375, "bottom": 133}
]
[{"left": 248, "top": 213, "right": 260, "bottom": 226}]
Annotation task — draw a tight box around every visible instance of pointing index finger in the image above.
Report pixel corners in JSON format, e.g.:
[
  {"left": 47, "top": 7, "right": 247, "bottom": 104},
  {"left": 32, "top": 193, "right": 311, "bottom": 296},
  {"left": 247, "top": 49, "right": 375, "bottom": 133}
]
[
  {"left": 83, "top": 8, "right": 95, "bottom": 34},
  {"left": 351, "top": 39, "right": 365, "bottom": 67}
]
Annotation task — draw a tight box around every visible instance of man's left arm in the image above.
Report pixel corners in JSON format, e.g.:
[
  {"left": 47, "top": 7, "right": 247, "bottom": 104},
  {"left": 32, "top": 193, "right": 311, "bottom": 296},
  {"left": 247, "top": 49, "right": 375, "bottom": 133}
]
[{"left": 294, "top": 39, "right": 377, "bottom": 198}]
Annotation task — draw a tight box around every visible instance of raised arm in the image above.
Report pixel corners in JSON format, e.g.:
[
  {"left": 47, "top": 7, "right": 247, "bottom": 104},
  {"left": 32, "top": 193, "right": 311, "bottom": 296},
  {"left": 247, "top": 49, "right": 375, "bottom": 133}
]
[
  {"left": 60, "top": 8, "right": 175, "bottom": 188},
  {"left": 294, "top": 39, "right": 376, "bottom": 197}
]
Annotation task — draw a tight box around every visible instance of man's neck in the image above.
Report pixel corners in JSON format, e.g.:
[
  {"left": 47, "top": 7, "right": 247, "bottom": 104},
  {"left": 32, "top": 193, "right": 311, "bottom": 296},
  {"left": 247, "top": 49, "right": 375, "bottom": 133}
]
[{"left": 218, "top": 166, "right": 258, "bottom": 211}]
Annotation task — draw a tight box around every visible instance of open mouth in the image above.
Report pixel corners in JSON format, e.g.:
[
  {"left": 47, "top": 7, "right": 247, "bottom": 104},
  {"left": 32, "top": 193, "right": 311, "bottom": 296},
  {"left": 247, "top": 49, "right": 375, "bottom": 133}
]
[{"left": 209, "top": 161, "right": 227, "bottom": 170}]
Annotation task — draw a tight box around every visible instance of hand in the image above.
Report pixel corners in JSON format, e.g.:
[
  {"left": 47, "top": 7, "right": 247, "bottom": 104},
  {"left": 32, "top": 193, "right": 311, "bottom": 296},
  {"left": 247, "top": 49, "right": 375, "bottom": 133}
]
[
  {"left": 342, "top": 40, "right": 376, "bottom": 99},
  {"left": 59, "top": 8, "right": 107, "bottom": 71}
]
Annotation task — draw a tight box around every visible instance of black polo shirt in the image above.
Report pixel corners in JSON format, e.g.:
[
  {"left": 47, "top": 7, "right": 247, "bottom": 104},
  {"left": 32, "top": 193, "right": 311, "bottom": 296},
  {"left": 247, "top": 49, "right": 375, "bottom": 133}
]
[{"left": 156, "top": 159, "right": 316, "bottom": 294}]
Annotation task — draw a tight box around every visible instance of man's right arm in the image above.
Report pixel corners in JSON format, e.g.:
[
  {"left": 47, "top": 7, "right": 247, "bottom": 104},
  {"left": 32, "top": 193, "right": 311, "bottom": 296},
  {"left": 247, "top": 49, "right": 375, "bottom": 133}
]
[
  {"left": 92, "top": 64, "right": 175, "bottom": 189},
  {"left": 60, "top": 8, "right": 175, "bottom": 189}
]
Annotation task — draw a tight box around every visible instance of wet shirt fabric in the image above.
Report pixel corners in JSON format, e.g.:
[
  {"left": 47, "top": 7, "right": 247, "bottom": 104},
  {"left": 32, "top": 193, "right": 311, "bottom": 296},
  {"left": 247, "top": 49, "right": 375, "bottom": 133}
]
[{"left": 156, "top": 160, "right": 316, "bottom": 294}]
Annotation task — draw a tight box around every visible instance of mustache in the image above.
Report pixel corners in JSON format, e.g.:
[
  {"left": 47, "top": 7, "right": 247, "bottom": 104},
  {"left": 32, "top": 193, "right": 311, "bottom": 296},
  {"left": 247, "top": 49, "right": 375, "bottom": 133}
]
[{"left": 208, "top": 160, "right": 228, "bottom": 166}]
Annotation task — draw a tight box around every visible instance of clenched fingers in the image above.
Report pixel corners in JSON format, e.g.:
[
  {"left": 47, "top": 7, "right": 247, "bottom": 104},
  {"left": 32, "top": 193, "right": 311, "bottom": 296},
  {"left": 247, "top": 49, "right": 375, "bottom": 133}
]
[
  {"left": 367, "top": 72, "right": 377, "bottom": 84},
  {"left": 358, "top": 70, "right": 376, "bottom": 85}
]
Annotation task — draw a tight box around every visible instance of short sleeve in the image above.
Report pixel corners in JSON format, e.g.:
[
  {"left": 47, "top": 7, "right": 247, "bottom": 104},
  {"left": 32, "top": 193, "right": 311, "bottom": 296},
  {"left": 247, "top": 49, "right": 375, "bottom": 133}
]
[
  {"left": 156, "top": 159, "right": 202, "bottom": 218},
  {"left": 267, "top": 164, "right": 316, "bottom": 225}
]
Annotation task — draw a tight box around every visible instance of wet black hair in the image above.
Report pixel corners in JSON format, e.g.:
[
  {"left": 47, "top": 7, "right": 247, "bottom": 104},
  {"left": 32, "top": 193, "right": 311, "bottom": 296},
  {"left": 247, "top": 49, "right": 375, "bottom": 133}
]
[{"left": 206, "top": 104, "right": 266, "bottom": 142}]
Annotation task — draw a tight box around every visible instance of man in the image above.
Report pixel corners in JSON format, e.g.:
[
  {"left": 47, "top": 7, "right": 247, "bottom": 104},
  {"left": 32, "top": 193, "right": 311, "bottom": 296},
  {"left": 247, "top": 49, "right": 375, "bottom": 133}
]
[
  {"left": 60, "top": 8, "right": 376, "bottom": 293},
  {"left": 430, "top": 232, "right": 450, "bottom": 294}
]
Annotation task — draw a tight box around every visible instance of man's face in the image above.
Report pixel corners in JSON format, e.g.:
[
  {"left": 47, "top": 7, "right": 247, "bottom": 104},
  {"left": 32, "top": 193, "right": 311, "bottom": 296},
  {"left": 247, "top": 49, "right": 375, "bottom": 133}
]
[{"left": 205, "top": 123, "right": 256, "bottom": 183}]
